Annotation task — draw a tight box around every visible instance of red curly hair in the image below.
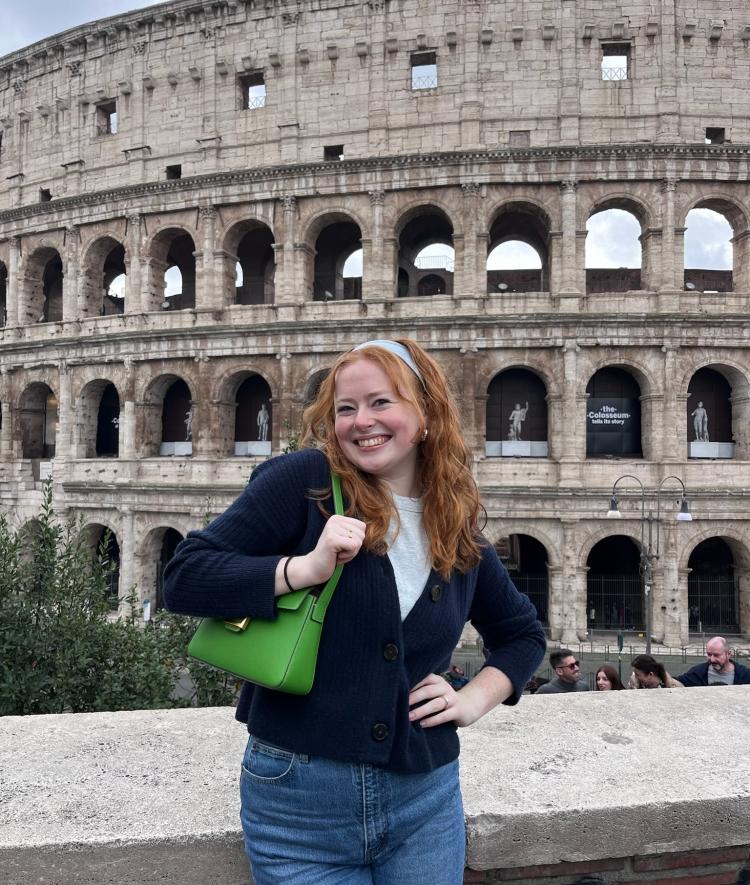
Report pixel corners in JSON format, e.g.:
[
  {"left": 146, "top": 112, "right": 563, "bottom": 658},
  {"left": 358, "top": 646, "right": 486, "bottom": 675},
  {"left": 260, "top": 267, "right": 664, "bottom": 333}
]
[{"left": 301, "top": 339, "right": 482, "bottom": 578}]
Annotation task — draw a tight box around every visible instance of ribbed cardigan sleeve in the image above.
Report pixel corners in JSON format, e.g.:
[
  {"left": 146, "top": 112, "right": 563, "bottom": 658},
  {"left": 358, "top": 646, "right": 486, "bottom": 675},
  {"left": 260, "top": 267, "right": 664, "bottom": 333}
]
[
  {"left": 162, "top": 449, "right": 328, "bottom": 620},
  {"left": 469, "top": 543, "right": 547, "bottom": 704}
]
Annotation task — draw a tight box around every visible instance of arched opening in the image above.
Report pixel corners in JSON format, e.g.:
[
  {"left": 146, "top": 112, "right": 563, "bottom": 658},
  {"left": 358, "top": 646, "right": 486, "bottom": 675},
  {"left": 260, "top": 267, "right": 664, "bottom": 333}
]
[
  {"left": 688, "top": 538, "right": 739, "bottom": 634},
  {"left": 342, "top": 248, "right": 363, "bottom": 300},
  {"left": 84, "top": 525, "right": 121, "bottom": 612},
  {"left": 155, "top": 528, "right": 183, "bottom": 614},
  {"left": 147, "top": 229, "right": 196, "bottom": 312},
  {"left": 486, "top": 204, "right": 550, "bottom": 293},
  {"left": 233, "top": 223, "right": 275, "bottom": 305},
  {"left": 160, "top": 379, "right": 193, "bottom": 456},
  {"left": 585, "top": 207, "right": 642, "bottom": 293},
  {"left": 20, "top": 383, "right": 58, "bottom": 459},
  {"left": 96, "top": 384, "right": 120, "bottom": 457},
  {"left": 234, "top": 374, "right": 273, "bottom": 456},
  {"left": 587, "top": 536, "right": 644, "bottom": 631},
  {"left": 81, "top": 237, "right": 127, "bottom": 317},
  {"left": 496, "top": 534, "right": 549, "bottom": 627},
  {"left": 687, "top": 367, "right": 733, "bottom": 459},
  {"left": 303, "top": 369, "right": 331, "bottom": 407},
  {"left": 486, "top": 368, "right": 548, "bottom": 457},
  {"left": 397, "top": 207, "right": 454, "bottom": 298},
  {"left": 684, "top": 206, "right": 733, "bottom": 293},
  {"left": 586, "top": 367, "right": 642, "bottom": 458},
  {"left": 23, "top": 248, "right": 64, "bottom": 324},
  {"left": 312, "top": 217, "right": 363, "bottom": 301},
  {"left": 0, "top": 262, "right": 7, "bottom": 325}
]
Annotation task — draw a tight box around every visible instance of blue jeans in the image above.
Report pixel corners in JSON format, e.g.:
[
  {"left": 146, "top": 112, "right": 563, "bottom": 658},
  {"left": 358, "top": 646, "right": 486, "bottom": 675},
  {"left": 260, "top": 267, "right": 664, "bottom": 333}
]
[{"left": 240, "top": 735, "right": 466, "bottom": 884}]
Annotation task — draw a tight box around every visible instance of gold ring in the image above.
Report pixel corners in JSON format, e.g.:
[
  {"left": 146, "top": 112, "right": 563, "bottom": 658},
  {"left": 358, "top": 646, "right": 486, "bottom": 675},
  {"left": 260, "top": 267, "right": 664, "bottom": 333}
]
[{"left": 443, "top": 696, "right": 450, "bottom": 711}]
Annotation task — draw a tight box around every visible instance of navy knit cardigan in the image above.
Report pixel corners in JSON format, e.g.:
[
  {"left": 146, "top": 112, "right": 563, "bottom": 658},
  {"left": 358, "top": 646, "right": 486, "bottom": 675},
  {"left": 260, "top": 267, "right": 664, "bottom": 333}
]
[{"left": 163, "top": 448, "right": 546, "bottom": 773}]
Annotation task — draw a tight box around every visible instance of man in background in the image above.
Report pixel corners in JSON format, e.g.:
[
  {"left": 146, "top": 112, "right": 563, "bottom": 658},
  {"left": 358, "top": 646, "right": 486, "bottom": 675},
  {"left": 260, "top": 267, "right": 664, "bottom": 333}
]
[
  {"left": 535, "top": 649, "right": 590, "bottom": 694},
  {"left": 677, "top": 636, "right": 750, "bottom": 686}
]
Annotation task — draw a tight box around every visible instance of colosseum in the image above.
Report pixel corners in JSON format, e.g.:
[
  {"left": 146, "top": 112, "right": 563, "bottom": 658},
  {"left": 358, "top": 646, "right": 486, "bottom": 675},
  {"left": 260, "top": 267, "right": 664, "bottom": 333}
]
[{"left": 0, "top": 0, "right": 748, "bottom": 647}]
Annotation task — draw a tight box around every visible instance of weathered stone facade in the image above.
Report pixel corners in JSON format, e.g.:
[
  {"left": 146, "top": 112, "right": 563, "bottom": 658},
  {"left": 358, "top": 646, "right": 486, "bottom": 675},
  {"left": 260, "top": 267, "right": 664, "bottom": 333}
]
[{"left": 1, "top": 0, "right": 749, "bottom": 644}]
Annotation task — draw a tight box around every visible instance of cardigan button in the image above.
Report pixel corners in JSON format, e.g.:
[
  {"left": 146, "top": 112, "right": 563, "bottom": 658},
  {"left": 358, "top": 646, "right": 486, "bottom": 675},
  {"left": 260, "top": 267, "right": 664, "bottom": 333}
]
[
  {"left": 371, "top": 723, "right": 390, "bottom": 741},
  {"left": 430, "top": 584, "right": 443, "bottom": 601},
  {"left": 383, "top": 643, "right": 399, "bottom": 662}
]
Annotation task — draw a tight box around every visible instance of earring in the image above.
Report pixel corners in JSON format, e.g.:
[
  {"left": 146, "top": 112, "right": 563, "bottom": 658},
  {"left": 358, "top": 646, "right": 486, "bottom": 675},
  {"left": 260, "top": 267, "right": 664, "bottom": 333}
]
[{"left": 421, "top": 428, "right": 429, "bottom": 442}]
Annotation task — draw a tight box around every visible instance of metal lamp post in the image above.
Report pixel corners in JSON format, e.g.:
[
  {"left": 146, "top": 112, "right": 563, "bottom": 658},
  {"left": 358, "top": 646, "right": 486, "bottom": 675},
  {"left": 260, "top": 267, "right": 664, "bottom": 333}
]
[{"left": 605, "top": 475, "right": 692, "bottom": 653}]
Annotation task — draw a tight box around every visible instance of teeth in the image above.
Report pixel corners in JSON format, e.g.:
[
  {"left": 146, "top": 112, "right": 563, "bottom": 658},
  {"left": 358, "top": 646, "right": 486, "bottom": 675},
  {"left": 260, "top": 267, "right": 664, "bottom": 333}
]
[{"left": 357, "top": 436, "right": 388, "bottom": 447}]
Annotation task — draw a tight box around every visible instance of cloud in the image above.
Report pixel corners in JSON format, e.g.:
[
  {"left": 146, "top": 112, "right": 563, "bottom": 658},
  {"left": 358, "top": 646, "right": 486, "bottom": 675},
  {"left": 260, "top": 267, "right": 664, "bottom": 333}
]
[
  {"left": 0, "top": 1, "right": 160, "bottom": 58},
  {"left": 684, "top": 208, "right": 732, "bottom": 270}
]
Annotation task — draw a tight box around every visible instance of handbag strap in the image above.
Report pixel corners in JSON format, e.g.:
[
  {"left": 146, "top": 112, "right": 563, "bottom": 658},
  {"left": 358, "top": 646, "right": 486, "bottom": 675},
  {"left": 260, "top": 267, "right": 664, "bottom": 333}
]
[{"left": 311, "top": 471, "right": 345, "bottom": 624}]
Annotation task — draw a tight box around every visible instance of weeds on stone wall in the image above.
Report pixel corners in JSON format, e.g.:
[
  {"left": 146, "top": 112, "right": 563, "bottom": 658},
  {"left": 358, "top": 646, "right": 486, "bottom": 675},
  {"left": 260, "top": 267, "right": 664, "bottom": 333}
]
[{"left": 0, "top": 481, "right": 237, "bottom": 715}]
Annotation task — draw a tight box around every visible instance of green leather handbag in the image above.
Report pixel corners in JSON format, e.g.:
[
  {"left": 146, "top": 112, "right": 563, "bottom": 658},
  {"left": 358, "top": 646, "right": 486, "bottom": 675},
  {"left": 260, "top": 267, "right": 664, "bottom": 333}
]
[{"left": 187, "top": 473, "right": 345, "bottom": 695}]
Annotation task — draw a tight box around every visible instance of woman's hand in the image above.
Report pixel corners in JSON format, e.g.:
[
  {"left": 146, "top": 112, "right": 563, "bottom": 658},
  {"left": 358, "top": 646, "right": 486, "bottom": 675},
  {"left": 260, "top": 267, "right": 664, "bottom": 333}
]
[
  {"left": 275, "top": 515, "right": 366, "bottom": 594},
  {"left": 408, "top": 667, "right": 514, "bottom": 729}
]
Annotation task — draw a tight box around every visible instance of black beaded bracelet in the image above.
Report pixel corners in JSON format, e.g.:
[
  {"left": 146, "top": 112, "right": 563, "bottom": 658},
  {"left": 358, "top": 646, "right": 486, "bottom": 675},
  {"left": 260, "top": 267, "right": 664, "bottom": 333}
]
[{"left": 283, "top": 555, "right": 296, "bottom": 593}]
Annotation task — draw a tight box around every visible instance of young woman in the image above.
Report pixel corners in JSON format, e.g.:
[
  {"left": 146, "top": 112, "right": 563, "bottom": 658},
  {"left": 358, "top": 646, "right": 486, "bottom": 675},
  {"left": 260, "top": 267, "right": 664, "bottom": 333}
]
[
  {"left": 164, "top": 338, "right": 546, "bottom": 884},
  {"left": 629, "top": 654, "right": 684, "bottom": 689},
  {"left": 595, "top": 663, "right": 625, "bottom": 691}
]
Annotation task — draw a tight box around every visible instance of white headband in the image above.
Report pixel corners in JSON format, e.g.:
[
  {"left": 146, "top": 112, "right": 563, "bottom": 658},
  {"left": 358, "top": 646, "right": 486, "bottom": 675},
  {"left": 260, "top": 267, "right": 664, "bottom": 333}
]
[{"left": 352, "top": 339, "right": 425, "bottom": 386}]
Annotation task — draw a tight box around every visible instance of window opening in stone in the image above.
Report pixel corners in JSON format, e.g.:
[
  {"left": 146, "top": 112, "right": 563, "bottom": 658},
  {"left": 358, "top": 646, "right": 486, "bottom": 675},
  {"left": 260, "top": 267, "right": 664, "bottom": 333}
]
[
  {"left": 487, "top": 242, "right": 542, "bottom": 293},
  {"left": 160, "top": 379, "right": 193, "bottom": 457},
  {"left": 89, "top": 527, "right": 120, "bottom": 611},
  {"left": 687, "top": 538, "right": 741, "bottom": 635},
  {"left": 324, "top": 144, "right": 344, "bottom": 161},
  {"left": 96, "top": 100, "right": 118, "bottom": 135},
  {"left": 240, "top": 71, "right": 266, "bottom": 110},
  {"left": 40, "top": 254, "right": 64, "bottom": 322},
  {"left": 586, "top": 367, "right": 642, "bottom": 458},
  {"left": 234, "top": 374, "right": 272, "bottom": 456},
  {"left": 486, "top": 369, "right": 548, "bottom": 458},
  {"left": 155, "top": 528, "right": 184, "bottom": 611},
  {"left": 20, "top": 383, "right": 57, "bottom": 459},
  {"left": 102, "top": 244, "right": 126, "bottom": 315},
  {"left": 234, "top": 224, "right": 276, "bottom": 305},
  {"left": 39, "top": 188, "right": 52, "bottom": 203},
  {"left": 342, "top": 248, "right": 363, "bottom": 299},
  {"left": 166, "top": 164, "right": 182, "bottom": 179},
  {"left": 587, "top": 537, "right": 644, "bottom": 632},
  {"left": 96, "top": 384, "right": 120, "bottom": 457},
  {"left": 585, "top": 208, "right": 642, "bottom": 293},
  {"left": 397, "top": 209, "right": 454, "bottom": 297},
  {"left": 496, "top": 534, "right": 549, "bottom": 627},
  {"left": 0, "top": 262, "right": 6, "bottom": 326},
  {"left": 687, "top": 367, "right": 734, "bottom": 460},
  {"left": 411, "top": 51, "right": 437, "bottom": 90},
  {"left": 487, "top": 204, "right": 549, "bottom": 293},
  {"left": 303, "top": 369, "right": 330, "bottom": 407},
  {"left": 684, "top": 207, "right": 733, "bottom": 293},
  {"left": 149, "top": 230, "right": 196, "bottom": 311},
  {"left": 705, "top": 127, "right": 726, "bottom": 145},
  {"left": 312, "top": 219, "right": 362, "bottom": 301},
  {"left": 601, "top": 43, "right": 629, "bottom": 80}
]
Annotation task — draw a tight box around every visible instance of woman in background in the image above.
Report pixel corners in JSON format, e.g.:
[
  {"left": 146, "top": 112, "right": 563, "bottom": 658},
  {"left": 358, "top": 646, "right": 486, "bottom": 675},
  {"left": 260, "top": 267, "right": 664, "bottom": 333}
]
[
  {"left": 629, "top": 654, "right": 683, "bottom": 689},
  {"left": 595, "top": 663, "right": 625, "bottom": 691}
]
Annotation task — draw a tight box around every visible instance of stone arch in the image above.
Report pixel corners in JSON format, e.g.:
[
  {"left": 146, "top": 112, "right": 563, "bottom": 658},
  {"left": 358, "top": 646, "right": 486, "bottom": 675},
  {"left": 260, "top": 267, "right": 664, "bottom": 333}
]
[
  {"left": 485, "top": 367, "right": 549, "bottom": 458},
  {"left": 584, "top": 364, "right": 647, "bottom": 458},
  {"left": 20, "top": 245, "right": 64, "bottom": 324},
  {"left": 299, "top": 210, "right": 364, "bottom": 302},
  {"left": 221, "top": 219, "right": 276, "bottom": 305},
  {"left": 302, "top": 367, "right": 331, "bottom": 407},
  {"left": 585, "top": 533, "right": 645, "bottom": 631},
  {"left": 140, "top": 374, "right": 194, "bottom": 457},
  {"left": 585, "top": 195, "right": 650, "bottom": 293},
  {"left": 79, "top": 235, "right": 127, "bottom": 317},
  {"left": 395, "top": 203, "right": 456, "bottom": 298},
  {"left": 476, "top": 358, "right": 558, "bottom": 398},
  {"left": 138, "top": 525, "right": 185, "bottom": 614},
  {"left": 76, "top": 379, "right": 121, "bottom": 458},
  {"left": 492, "top": 530, "right": 552, "bottom": 626},
  {"left": 144, "top": 225, "right": 197, "bottom": 312},
  {"left": 682, "top": 195, "right": 748, "bottom": 293},
  {"left": 682, "top": 359, "right": 750, "bottom": 460},
  {"left": 19, "top": 382, "right": 58, "bottom": 458},
  {"left": 486, "top": 200, "right": 552, "bottom": 293},
  {"left": 683, "top": 533, "right": 750, "bottom": 636},
  {"left": 214, "top": 369, "right": 275, "bottom": 456},
  {"left": 80, "top": 522, "right": 121, "bottom": 612}
]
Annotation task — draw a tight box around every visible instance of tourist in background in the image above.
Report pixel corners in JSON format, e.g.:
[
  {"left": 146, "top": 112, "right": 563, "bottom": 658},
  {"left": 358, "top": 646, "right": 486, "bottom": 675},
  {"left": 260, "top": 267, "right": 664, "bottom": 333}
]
[
  {"left": 595, "top": 663, "right": 624, "bottom": 691},
  {"left": 535, "top": 649, "right": 590, "bottom": 693},
  {"left": 629, "top": 654, "right": 683, "bottom": 689},
  {"left": 677, "top": 636, "right": 750, "bottom": 687}
]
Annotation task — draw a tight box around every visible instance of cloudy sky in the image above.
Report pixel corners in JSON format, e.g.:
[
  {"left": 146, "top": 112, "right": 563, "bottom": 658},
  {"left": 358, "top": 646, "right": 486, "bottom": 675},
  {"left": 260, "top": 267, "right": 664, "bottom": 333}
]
[{"left": 0, "top": 1, "right": 160, "bottom": 58}]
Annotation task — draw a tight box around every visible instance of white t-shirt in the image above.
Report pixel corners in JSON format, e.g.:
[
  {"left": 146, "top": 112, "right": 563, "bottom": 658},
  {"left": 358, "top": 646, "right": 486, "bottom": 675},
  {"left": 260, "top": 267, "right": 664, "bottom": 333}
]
[{"left": 386, "top": 493, "right": 432, "bottom": 621}]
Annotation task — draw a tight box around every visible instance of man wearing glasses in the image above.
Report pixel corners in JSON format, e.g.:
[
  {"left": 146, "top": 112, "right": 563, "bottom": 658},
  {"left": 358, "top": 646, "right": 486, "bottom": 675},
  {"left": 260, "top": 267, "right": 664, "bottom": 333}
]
[{"left": 535, "top": 649, "right": 591, "bottom": 694}]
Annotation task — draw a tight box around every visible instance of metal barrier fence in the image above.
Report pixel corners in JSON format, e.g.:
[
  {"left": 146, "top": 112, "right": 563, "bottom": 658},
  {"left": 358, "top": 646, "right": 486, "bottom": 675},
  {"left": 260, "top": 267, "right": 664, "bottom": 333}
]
[{"left": 688, "top": 575, "right": 740, "bottom": 634}]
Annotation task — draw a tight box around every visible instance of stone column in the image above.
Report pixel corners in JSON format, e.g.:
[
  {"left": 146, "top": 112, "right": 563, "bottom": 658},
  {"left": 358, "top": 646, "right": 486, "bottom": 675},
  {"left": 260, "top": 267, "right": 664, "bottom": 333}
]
[
  {"left": 656, "top": 534, "right": 684, "bottom": 647},
  {"left": 121, "top": 399, "right": 136, "bottom": 459},
  {"left": 458, "top": 347, "right": 480, "bottom": 454},
  {"left": 736, "top": 567, "right": 750, "bottom": 639},
  {"left": 6, "top": 237, "right": 20, "bottom": 327},
  {"left": 656, "top": 0, "right": 680, "bottom": 142},
  {"left": 661, "top": 345, "right": 683, "bottom": 462},
  {"left": 546, "top": 565, "right": 564, "bottom": 642},
  {"left": 363, "top": 190, "right": 386, "bottom": 301},
  {"left": 56, "top": 361, "right": 73, "bottom": 466},
  {"left": 118, "top": 506, "right": 137, "bottom": 618},
  {"left": 455, "top": 183, "right": 482, "bottom": 298},
  {"left": 559, "top": 0, "right": 581, "bottom": 142},
  {"left": 558, "top": 180, "right": 582, "bottom": 305},
  {"left": 366, "top": 4, "right": 387, "bottom": 153},
  {"left": 640, "top": 394, "right": 662, "bottom": 462},
  {"left": 557, "top": 342, "right": 583, "bottom": 486},
  {"left": 459, "top": 1, "right": 481, "bottom": 148},
  {"left": 560, "top": 518, "right": 585, "bottom": 645},
  {"left": 0, "top": 369, "right": 11, "bottom": 459},
  {"left": 278, "top": 14, "right": 300, "bottom": 162},
  {"left": 125, "top": 214, "right": 143, "bottom": 314},
  {"left": 197, "top": 205, "right": 220, "bottom": 310},
  {"left": 658, "top": 178, "right": 681, "bottom": 309},
  {"left": 729, "top": 391, "right": 750, "bottom": 461},
  {"left": 63, "top": 226, "right": 79, "bottom": 322},
  {"left": 274, "top": 196, "right": 297, "bottom": 306},
  {"left": 731, "top": 230, "right": 750, "bottom": 294}
]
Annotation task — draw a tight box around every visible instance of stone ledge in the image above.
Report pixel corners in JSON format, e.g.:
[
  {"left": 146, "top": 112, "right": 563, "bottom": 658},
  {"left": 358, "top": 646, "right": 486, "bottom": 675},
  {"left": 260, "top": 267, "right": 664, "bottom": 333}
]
[{"left": 0, "top": 690, "right": 749, "bottom": 883}]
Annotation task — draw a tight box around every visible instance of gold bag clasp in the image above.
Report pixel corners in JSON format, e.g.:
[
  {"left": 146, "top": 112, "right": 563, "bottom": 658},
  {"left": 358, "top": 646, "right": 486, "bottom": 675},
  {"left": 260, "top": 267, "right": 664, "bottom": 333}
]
[{"left": 223, "top": 616, "right": 251, "bottom": 632}]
